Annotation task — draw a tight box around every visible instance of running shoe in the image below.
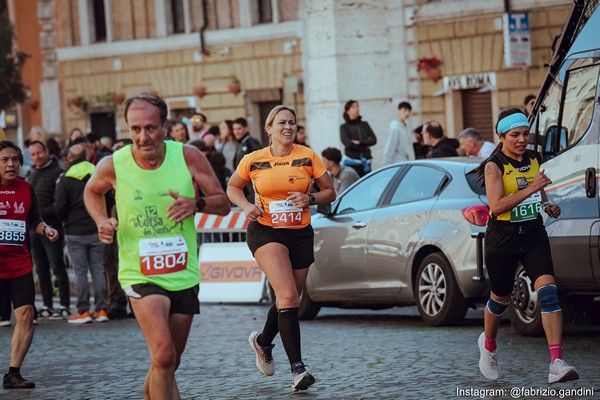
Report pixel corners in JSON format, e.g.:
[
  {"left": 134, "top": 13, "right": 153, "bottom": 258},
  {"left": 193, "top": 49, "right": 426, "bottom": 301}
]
[
  {"left": 94, "top": 309, "right": 109, "bottom": 323},
  {"left": 3, "top": 372, "right": 35, "bottom": 389},
  {"left": 548, "top": 359, "right": 579, "bottom": 383},
  {"left": 68, "top": 311, "right": 92, "bottom": 324},
  {"left": 0, "top": 320, "right": 11, "bottom": 328},
  {"left": 291, "top": 361, "right": 315, "bottom": 392},
  {"left": 248, "top": 331, "right": 275, "bottom": 376},
  {"left": 38, "top": 307, "right": 53, "bottom": 318},
  {"left": 478, "top": 332, "right": 500, "bottom": 381},
  {"left": 49, "top": 306, "right": 70, "bottom": 321}
]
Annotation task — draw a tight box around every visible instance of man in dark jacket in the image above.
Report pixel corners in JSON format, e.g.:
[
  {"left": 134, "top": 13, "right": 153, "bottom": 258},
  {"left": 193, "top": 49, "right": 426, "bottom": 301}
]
[
  {"left": 54, "top": 144, "right": 108, "bottom": 324},
  {"left": 232, "top": 117, "right": 262, "bottom": 203},
  {"left": 27, "top": 140, "right": 71, "bottom": 319},
  {"left": 423, "top": 121, "right": 459, "bottom": 158}
]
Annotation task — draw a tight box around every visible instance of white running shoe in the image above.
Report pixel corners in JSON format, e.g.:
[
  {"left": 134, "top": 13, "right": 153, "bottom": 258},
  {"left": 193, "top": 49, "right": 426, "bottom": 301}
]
[
  {"left": 248, "top": 331, "right": 275, "bottom": 376},
  {"left": 478, "top": 332, "right": 500, "bottom": 381},
  {"left": 291, "top": 362, "right": 315, "bottom": 392},
  {"left": 548, "top": 359, "right": 579, "bottom": 383}
]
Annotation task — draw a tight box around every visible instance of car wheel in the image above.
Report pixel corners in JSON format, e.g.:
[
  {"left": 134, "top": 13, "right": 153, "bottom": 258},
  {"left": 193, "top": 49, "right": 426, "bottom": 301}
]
[
  {"left": 415, "top": 253, "right": 468, "bottom": 326},
  {"left": 298, "top": 290, "right": 321, "bottom": 320},
  {"left": 510, "top": 265, "right": 544, "bottom": 337}
]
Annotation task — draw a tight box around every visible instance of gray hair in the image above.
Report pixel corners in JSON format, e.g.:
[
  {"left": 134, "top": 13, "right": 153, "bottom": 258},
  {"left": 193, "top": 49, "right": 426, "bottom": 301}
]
[{"left": 458, "top": 127, "right": 482, "bottom": 142}]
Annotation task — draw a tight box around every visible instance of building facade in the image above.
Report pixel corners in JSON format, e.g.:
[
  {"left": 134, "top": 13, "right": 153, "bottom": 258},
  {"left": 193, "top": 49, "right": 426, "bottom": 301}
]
[{"left": 4, "top": 0, "right": 572, "bottom": 169}]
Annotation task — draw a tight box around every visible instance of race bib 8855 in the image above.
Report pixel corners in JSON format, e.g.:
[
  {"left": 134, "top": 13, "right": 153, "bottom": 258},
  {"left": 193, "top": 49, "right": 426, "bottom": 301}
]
[{"left": 0, "top": 219, "right": 26, "bottom": 246}]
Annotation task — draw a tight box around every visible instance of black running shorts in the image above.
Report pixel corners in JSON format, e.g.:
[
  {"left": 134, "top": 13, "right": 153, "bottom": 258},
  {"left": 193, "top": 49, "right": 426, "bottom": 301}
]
[
  {"left": 485, "top": 229, "right": 555, "bottom": 296},
  {"left": 0, "top": 271, "right": 35, "bottom": 309},
  {"left": 246, "top": 221, "right": 315, "bottom": 269},
  {"left": 124, "top": 283, "right": 200, "bottom": 315}
]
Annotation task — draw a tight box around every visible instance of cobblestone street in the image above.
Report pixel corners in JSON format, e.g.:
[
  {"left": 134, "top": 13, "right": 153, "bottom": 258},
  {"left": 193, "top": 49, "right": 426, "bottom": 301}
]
[{"left": 0, "top": 304, "right": 599, "bottom": 399}]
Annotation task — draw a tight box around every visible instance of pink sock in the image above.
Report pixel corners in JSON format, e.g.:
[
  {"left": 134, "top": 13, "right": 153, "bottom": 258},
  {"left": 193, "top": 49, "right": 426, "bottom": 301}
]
[
  {"left": 484, "top": 335, "right": 497, "bottom": 352},
  {"left": 549, "top": 344, "right": 563, "bottom": 362}
]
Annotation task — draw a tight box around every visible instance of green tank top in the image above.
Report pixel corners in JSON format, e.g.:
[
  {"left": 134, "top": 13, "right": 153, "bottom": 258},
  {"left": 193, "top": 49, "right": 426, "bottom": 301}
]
[{"left": 113, "top": 141, "right": 198, "bottom": 291}]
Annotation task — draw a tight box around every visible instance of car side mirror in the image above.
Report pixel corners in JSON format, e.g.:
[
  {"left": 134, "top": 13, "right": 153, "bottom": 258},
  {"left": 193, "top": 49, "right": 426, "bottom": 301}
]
[
  {"left": 317, "top": 203, "right": 332, "bottom": 216},
  {"left": 543, "top": 125, "right": 568, "bottom": 161}
]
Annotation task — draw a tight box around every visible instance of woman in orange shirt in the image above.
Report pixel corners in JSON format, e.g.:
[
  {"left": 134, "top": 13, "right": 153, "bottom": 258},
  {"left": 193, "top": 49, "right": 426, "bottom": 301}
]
[{"left": 227, "top": 105, "right": 335, "bottom": 392}]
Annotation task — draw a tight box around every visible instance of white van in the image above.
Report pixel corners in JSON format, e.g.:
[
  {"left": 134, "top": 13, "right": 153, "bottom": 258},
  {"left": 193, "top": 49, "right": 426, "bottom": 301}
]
[{"left": 514, "top": 0, "right": 600, "bottom": 335}]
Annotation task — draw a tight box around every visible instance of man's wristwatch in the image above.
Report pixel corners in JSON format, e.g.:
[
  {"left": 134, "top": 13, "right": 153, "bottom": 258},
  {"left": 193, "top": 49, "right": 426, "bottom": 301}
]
[{"left": 308, "top": 194, "right": 317, "bottom": 205}]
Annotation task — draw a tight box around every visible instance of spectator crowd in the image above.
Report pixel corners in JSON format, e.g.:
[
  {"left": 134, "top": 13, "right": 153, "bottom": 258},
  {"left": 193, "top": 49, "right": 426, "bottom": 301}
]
[{"left": 1, "top": 92, "right": 536, "bottom": 328}]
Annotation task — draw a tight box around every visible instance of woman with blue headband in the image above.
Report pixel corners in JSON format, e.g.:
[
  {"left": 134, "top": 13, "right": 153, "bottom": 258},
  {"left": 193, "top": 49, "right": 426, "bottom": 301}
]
[{"left": 476, "top": 108, "right": 579, "bottom": 384}]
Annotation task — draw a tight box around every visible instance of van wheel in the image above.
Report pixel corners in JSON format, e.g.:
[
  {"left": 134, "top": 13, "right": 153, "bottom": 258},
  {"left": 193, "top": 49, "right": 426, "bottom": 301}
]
[
  {"left": 510, "top": 265, "right": 544, "bottom": 337},
  {"left": 298, "top": 290, "right": 321, "bottom": 320},
  {"left": 415, "top": 253, "right": 468, "bottom": 326}
]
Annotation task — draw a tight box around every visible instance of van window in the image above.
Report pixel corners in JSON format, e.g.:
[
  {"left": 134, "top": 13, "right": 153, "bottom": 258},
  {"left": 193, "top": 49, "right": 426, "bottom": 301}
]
[
  {"left": 538, "top": 70, "right": 563, "bottom": 144},
  {"left": 560, "top": 60, "right": 600, "bottom": 149}
]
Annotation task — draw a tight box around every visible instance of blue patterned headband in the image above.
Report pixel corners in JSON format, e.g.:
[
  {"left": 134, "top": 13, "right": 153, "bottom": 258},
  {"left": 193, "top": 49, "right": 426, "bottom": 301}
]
[{"left": 497, "top": 113, "right": 529, "bottom": 134}]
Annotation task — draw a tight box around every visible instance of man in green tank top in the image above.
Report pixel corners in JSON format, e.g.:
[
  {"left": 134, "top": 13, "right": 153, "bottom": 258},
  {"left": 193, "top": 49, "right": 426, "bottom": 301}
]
[{"left": 84, "top": 93, "right": 230, "bottom": 399}]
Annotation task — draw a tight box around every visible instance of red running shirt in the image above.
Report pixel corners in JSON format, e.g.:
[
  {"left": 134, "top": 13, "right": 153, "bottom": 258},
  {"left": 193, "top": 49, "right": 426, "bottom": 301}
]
[{"left": 0, "top": 178, "right": 40, "bottom": 279}]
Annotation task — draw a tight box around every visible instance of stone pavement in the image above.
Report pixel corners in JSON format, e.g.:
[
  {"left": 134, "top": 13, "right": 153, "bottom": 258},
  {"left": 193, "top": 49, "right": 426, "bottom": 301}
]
[{"left": 0, "top": 305, "right": 598, "bottom": 399}]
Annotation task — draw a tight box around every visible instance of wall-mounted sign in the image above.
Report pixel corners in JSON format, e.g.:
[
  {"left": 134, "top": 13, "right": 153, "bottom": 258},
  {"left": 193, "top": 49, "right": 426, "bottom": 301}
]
[
  {"left": 0, "top": 110, "right": 19, "bottom": 129},
  {"left": 503, "top": 12, "right": 532, "bottom": 68},
  {"left": 443, "top": 73, "right": 496, "bottom": 91}
]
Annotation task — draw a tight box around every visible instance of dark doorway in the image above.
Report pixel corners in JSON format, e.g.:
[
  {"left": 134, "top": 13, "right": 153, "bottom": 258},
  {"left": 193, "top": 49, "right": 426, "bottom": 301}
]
[
  {"left": 90, "top": 112, "right": 115, "bottom": 140},
  {"left": 461, "top": 89, "right": 494, "bottom": 142},
  {"left": 258, "top": 101, "right": 280, "bottom": 145}
]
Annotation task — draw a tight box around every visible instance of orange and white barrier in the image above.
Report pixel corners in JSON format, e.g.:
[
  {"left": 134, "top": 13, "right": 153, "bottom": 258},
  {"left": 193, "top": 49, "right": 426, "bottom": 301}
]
[
  {"left": 198, "top": 242, "right": 268, "bottom": 303},
  {"left": 195, "top": 210, "right": 249, "bottom": 232},
  {"left": 196, "top": 210, "right": 269, "bottom": 303}
]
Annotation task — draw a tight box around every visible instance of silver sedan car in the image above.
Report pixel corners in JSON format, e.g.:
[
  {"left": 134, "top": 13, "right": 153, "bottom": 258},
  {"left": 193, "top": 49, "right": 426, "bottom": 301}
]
[{"left": 301, "top": 157, "right": 490, "bottom": 325}]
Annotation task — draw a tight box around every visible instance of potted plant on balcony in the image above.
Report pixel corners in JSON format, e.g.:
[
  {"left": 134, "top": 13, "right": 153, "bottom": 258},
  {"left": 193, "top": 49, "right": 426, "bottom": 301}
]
[
  {"left": 193, "top": 85, "right": 207, "bottom": 98},
  {"left": 417, "top": 56, "right": 442, "bottom": 82},
  {"left": 112, "top": 93, "right": 126, "bottom": 104},
  {"left": 227, "top": 75, "right": 241, "bottom": 95}
]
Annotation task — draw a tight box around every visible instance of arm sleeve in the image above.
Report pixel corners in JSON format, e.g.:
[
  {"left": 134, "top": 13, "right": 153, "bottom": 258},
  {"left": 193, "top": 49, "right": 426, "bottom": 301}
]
[
  {"left": 338, "top": 168, "right": 359, "bottom": 193},
  {"left": 339, "top": 124, "right": 352, "bottom": 148},
  {"left": 235, "top": 153, "right": 252, "bottom": 181},
  {"left": 311, "top": 151, "right": 327, "bottom": 180},
  {"left": 27, "top": 185, "right": 44, "bottom": 230},
  {"left": 400, "top": 126, "right": 416, "bottom": 161},
  {"left": 53, "top": 175, "right": 69, "bottom": 221},
  {"left": 361, "top": 123, "right": 377, "bottom": 146},
  {"left": 383, "top": 126, "right": 399, "bottom": 165}
]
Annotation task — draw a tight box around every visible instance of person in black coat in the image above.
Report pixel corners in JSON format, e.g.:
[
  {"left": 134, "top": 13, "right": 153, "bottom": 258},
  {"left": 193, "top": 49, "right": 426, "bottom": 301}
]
[
  {"left": 339, "top": 100, "right": 377, "bottom": 177},
  {"left": 232, "top": 117, "right": 262, "bottom": 203},
  {"left": 423, "top": 121, "right": 459, "bottom": 158},
  {"left": 27, "top": 140, "right": 71, "bottom": 318}
]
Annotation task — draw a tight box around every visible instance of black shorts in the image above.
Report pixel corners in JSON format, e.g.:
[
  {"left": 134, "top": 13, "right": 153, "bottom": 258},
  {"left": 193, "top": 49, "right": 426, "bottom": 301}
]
[
  {"left": 0, "top": 271, "right": 35, "bottom": 309},
  {"left": 485, "top": 229, "right": 555, "bottom": 296},
  {"left": 246, "top": 221, "right": 315, "bottom": 269},
  {"left": 124, "top": 283, "right": 200, "bottom": 315}
]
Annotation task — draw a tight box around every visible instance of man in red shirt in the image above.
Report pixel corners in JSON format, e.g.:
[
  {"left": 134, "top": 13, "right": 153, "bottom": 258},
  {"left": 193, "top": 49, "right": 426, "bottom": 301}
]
[{"left": 0, "top": 141, "right": 58, "bottom": 389}]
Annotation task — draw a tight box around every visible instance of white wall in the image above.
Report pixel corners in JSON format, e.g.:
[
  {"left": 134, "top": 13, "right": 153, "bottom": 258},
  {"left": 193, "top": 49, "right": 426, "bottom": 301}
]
[{"left": 302, "top": 0, "right": 416, "bottom": 170}]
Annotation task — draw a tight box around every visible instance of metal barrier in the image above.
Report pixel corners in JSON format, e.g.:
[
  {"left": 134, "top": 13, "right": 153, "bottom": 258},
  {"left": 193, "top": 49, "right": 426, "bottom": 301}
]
[
  {"left": 195, "top": 209, "right": 272, "bottom": 303},
  {"left": 195, "top": 209, "right": 248, "bottom": 243}
]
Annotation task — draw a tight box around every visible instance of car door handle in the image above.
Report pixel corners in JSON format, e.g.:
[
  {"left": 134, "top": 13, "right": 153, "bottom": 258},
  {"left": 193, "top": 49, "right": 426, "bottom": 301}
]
[
  {"left": 352, "top": 221, "right": 367, "bottom": 229},
  {"left": 586, "top": 167, "right": 596, "bottom": 198}
]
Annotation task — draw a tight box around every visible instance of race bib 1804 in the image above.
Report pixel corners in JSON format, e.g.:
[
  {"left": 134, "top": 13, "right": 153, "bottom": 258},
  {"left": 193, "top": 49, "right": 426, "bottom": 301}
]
[
  {"left": 269, "top": 200, "right": 302, "bottom": 228},
  {"left": 0, "top": 219, "right": 26, "bottom": 246},
  {"left": 139, "top": 236, "right": 188, "bottom": 276},
  {"left": 510, "top": 192, "right": 541, "bottom": 223}
]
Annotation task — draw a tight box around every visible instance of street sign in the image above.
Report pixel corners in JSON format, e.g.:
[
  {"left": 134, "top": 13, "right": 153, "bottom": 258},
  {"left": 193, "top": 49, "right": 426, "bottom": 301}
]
[{"left": 503, "top": 12, "right": 532, "bottom": 68}]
